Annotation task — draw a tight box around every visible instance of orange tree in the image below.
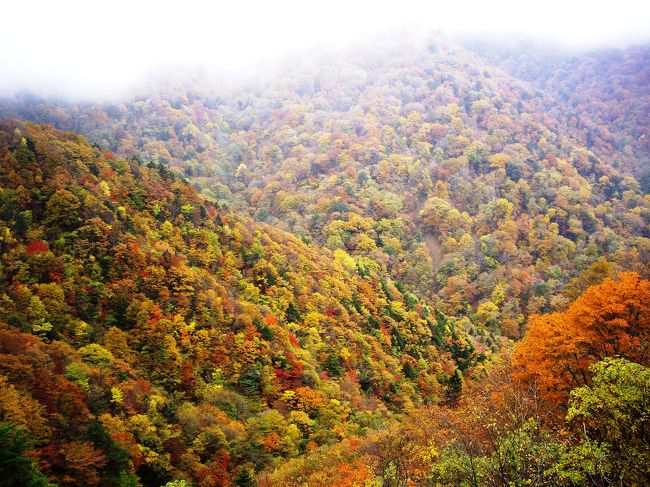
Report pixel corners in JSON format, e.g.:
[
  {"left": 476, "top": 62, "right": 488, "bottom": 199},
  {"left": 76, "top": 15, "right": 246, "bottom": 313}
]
[{"left": 513, "top": 272, "right": 650, "bottom": 407}]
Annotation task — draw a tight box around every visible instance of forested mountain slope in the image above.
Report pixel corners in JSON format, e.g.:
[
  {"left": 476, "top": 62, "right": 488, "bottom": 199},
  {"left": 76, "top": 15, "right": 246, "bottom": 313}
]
[
  {"left": 464, "top": 40, "right": 650, "bottom": 180},
  {"left": 0, "top": 121, "right": 476, "bottom": 486},
  {"left": 1, "top": 31, "right": 649, "bottom": 487},
  {"left": 1, "top": 36, "right": 648, "bottom": 341},
  {"left": 267, "top": 270, "right": 650, "bottom": 486}
]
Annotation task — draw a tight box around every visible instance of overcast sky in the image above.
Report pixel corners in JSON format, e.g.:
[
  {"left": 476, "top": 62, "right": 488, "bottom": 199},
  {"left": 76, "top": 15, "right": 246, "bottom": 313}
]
[{"left": 2, "top": 0, "right": 649, "bottom": 99}]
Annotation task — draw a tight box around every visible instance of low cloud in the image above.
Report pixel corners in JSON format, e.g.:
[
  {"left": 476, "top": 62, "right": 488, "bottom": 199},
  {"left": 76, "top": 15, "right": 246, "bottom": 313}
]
[{"left": 2, "top": 0, "right": 649, "bottom": 99}]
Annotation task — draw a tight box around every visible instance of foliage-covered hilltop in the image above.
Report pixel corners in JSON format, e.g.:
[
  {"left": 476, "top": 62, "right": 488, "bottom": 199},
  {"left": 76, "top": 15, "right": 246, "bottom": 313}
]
[
  {"left": 0, "top": 121, "right": 476, "bottom": 486},
  {"left": 2, "top": 36, "right": 648, "bottom": 344}
]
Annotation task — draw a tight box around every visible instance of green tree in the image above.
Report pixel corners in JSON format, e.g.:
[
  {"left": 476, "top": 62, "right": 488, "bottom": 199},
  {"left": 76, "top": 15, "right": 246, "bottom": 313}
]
[
  {"left": 234, "top": 466, "right": 256, "bottom": 486},
  {"left": 444, "top": 369, "right": 463, "bottom": 405},
  {"left": 0, "top": 422, "right": 53, "bottom": 487},
  {"left": 45, "top": 188, "right": 80, "bottom": 227},
  {"left": 565, "top": 358, "right": 650, "bottom": 485}
]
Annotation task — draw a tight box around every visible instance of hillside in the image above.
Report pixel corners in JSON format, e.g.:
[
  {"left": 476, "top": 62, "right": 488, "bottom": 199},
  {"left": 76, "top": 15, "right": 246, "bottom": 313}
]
[
  {"left": 0, "top": 121, "right": 476, "bottom": 486},
  {"left": 1, "top": 32, "right": 649, "bottom": 486},
  {"left": 2, "top": 36, "right": 648, "bottom": 341},
  {"left": 266, "top": 269, "right": 650, "bottom": 485},
  {"left": 464, "top": 40, "right": 650, "bottom": 180}
]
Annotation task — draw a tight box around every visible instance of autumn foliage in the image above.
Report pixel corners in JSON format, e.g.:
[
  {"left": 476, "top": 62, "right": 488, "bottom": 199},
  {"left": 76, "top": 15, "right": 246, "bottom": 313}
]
[
  {"left": 513, "top": 273, "right": 650, "bottom": 406},
  {"left": 0, "top": 32, "right": 648, "bottom": 486},
  {"left": 0, "top": 121, "right": 480, "bottom": 485}
]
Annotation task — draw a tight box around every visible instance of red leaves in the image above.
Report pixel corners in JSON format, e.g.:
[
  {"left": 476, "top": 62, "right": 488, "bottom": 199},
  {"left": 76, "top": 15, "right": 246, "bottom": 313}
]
[
  {"left": 48, "top": 271, "right": 62, "bottom": 282},
  {"left": 346, "top": 369, "right": 360, "bottom": 385},
  {"left": 26, "top": 240, "right": 49, "bottom": 253},
  {"left": 181, "top": 362, "right": 196, "bottom": 391},
  {"left": 275, "top": 357, "right": 305, "bottom": 389},
  {"left": 194, "top": 450, "right": 231, "bottom": 487},
  {"left": 163, "top": 437, "right": 188, "bottom": 466}
]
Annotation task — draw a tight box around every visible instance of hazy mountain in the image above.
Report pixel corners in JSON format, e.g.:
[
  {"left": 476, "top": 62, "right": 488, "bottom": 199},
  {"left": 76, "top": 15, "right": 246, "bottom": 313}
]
[{"left": 0, "top": 32, "right": 648, "bottom": 486}]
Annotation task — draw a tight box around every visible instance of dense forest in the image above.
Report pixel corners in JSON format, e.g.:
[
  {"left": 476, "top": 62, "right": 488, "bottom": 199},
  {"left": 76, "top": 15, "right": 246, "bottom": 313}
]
[
  {"left": 0, "top": 33, "right": 648, "bottom": 486},
  {"left": 3, "top": 36, "right": 648, "bottom": 340}
]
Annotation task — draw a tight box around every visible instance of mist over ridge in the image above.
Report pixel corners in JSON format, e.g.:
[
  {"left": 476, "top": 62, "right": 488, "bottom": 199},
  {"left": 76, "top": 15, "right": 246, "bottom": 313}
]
[{"left": 2, "top": 0, "right": 649, "bottom": 100}]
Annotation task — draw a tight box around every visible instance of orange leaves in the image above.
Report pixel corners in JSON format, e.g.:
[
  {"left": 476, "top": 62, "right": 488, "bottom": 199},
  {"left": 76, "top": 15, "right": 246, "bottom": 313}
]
[
  {"left": 57, "top": 441, "right": 108, "bottom": 486},
  {"left": 0, "top": 374, "right": 51, "bottom": 443},
  {"left": 262, "top": 432, "right": 282, "bottom": 452},
  {"left": 312, "top": 459, "right": 372, "bottom": 487},
  {"left": 261, "top": 437, "right": 373, "bottom": 487},
  {"left": 513, "top": 272, "right": 650, "bottom": 407},
  {"left": 264, "top": 315, "right": 278, "bottom": 327},
  {"left": 569, "top": 272, "right": 649, "bottom": 358},
  {"left": 291, "top": 387, "right": 327, "bottom": 413},
  {"left": 513, "top": 312, "right": 585, "bottom": 405}
]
